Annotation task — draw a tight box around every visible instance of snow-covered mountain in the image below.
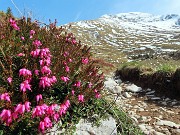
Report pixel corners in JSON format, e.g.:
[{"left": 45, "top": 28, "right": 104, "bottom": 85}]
[{"left": 66, "top": 12, "right": 180, "bottom": 65}]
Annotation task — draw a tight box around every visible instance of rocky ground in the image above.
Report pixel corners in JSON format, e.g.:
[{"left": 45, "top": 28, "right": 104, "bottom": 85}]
[{"left": 104, "top": 75, "right": 180, "bottom": 135}]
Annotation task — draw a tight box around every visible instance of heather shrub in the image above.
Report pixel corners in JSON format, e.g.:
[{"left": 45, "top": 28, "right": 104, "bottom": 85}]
[{"left": 0, "top": 11, "right": 104, "bottom": 134}]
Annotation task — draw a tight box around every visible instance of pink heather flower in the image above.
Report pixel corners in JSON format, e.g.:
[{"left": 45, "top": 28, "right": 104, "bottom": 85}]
[
  {"left": 82, "top": 58, "right": 89, "bottom": 64},
  {"left": 72, "top": 39, "right": 77, "bottom": 44},
  {"left": 43, "top": 117, "right": 52, "bottom": 128},
  {"left": 59, "top": 104, "right": 67, "bottom": 116},
  {"left": 39, "top": 121, "right": 45, "bottom": 132},
  {"left": 7, "top": 77, "right": 12, "bottom": 84},
  {"left": 34, "top": 70, "right": 39, "bottom": 75},
  {"left": 30, "top": 35, "right": 33, "bottom": 39},
  {"left": 71, "top": 90, "right": 75, "bottom": 95},
  {"left": 69, "top": 58, "right": 72, "bottom": 62},
  {"left": 65, "top": 100, "right": 70, "bottom": 108},
  {"left": 95, "top": 93, "right": 101, "bottom": 99},
  {"left": 41, "top": 66, "right": 51, "bottom": 75},
  {"left": 0, "top": 109, "right": 12, "bottom": 126},
  {"left": 33, "top": 40, "right": 42, "bottom": 48},
  {"left": 46, "top": 104, "right": 57, "bottom": 116},
  {"left": 94, "top": 89, "right": 98, "bottom": 93},
  {"left": 51, "top": 76, "right": 57, "bottom": 84},
  {"left": 9, "top": 18, "right": 20, "bottom": 30},
  {"left": 53, "top": 113, "right": 60, "bottom": 122},
  {"left": 40, "top": 48, "right": 50, "bottom": 58},
  {"left": 39, "top": 117, "right": 52, "bottom": 132},
  {"left": 74, "top": 81, "right": 81, "bottom": 88},
  {"left": 44, "top": 57, "right": 51, "bottom": 66},
  {"left": 15, "top": 103, "right": 25, "bottom": 115},
  {"left": 19, "top": 68, "right": 32, "bottom": 77},
  {"left": 60, "top": 76, "right": 69, "bottom": 82},
  {"left": 36, "top": 94, "right": 43, "bottom": 102},
  {"left": 0, "top": 93, "right": 11, "bottom": 102},
  {"left": 65, "top": 66, "right": 70, "bottom": 72},
  {"left": 17, "top": 53, "right": 25, "bottom": 57},
  {"left": 78, "top": 94, "right": 84, "bottom": 102},
  {"left": 30, "top": 30, "right": 35, "bottom": 35},
  {"left": 25, "top": 101, "right": 31, "bottom": 112},
  {"left": 32, "top": 104, "right": 48, "bottom": 118},
  {"left": 12, "top": 112, "right": 18, "bottom": 120},
  {"left": 88, "top": 82, "right": 93, "bottom": 88},
  {"left": 20, "top": 80, "right": 31, "bottom": 92},
  {"left": 63, "top": 51, "right": 69, "bottom": 57},
  {"left": 31, "top": 49, "right": 40, "bottom": 57},
  {"left": 39, "top": 77, "right": 51, "bottom": 88},
  {"left": 21, "top": 36, "right": 25, "bottom": 40}
]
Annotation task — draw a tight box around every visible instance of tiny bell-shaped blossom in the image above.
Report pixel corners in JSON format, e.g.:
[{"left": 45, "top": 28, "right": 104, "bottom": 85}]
[
  {"left": 88, "top": 82, "right": 93, "bottom": 88},
  {"left": 15, "top": 103, "right": 25, "bottom": 115},
  {"left": 78, "top": 94, "right": 84, "bottom": 102},
  {"left": 34, "top": 69, "right": 39, "bottom": 75},
  {"left": 74, "top": 81, "right": 81, "bottom": 88},
  {"left": 9, "top": 18, "right": 20, "bottom": 30},
  {"left": 82, "top": 57, "right": 89, "bottom": 64},
  {"left": 71, "top": 90, "right": 75, "bottom": 96},
  {"left": 20, "top": 80, "right": 31, "bottom": 92},
  {"left": 65, "top": 66, "right": 70, "bottom": 72},
  {"left": 41, "top": 66, "right": 51, "bottom": 75},
  {"left": 19, "top": 68, "right": 32, "bottom": 77},
  {"left": 31, "top": 49, "right": 40, "bottom": 57},
  {"left": 95, "top": 93, "right": 101, "bottom": 99},
  {"left": 60, "top": 76, "right": 70, "bottom": 82},
  {"left": 30, "top": 30, "right": 35, "bottom": 35},
  {"left": 25, "top": 101, "right": 31, "bottom": 112},
  {"left": 0, "top": 93, "right": 11, "bottom": 102},
  {"left": 7, "top": 77, "right": 12, "bottom": 84},
  {"left": 68, "top": 58, "right": 72, "bottom": 62},
  {"left": 36, "top": 94, "right": 43, "bottom": 103},
  {"left": 21, "top": 36, "right": 25, "bottom": 40},
  {"left": 17, "top": 53, "right": 25, "bottom": 57},
  {"left": 0, "top": 109, "right": 12, "bottom": 126},
  {"left": 33, "top": 40, "right": 42, "bottom": 48}
]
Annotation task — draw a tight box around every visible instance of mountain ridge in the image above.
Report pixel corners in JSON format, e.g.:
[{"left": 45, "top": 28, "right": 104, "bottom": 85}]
[{"left": 66, "top": 12, "right": 180, "bottom": 66}]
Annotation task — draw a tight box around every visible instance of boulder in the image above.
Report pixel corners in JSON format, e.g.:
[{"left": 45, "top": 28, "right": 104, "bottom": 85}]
[
  {"left": 125, "top": 84, "right": 142, "bottom": 93},
  {"left": 75, "top": 116, "right": 117, "bottom": 135}
]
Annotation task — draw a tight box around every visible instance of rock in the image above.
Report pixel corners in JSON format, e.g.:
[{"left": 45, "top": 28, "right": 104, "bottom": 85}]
[
  {"left": 114, "top": 78, "right": 122, "bottom": 85},
  {"left": 125, "top": 84, "right": 142, "bottom": 93},
  {"left": 131, "top": 116, "right": 138, "bottom": 124},
  {"left": 138, "top": 124, "right": 147, "bottom": 131},
  {"left": 151, "top": 97, "right": 161, "bottom": 100},
  {"left": 156, "top": 120, "right": 180, "bottom": 128},
  {"left": 153, "top": 131, "right": 166, "bottom": 135},
  {"left": 146, "top": 91, "right": 155, "bottom": 95},
  {"left": 113, "top": 85, "right": 122, "bottom": 94},
  {"left": 123, "top": 92, "right": 131, "bottom": 98},
  {"left": 104, "top": 78, "right": 118, "bottom": 93},
  {"left": 75, "top": 116, "right": 117, "bottom": 135}
]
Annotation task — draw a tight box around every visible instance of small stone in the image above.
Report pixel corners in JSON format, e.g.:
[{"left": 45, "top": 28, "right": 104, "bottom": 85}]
[
  {"left": 123, "top": 92, "right": 131, "bottom": 98},
  {"left": 153, "top": 131, "right": 166, "bottom": 135},
  {"left": 138, "top": 124, "right": 147, "bottom": 131},
  {"left": 151, "top": 97, "right": 161, "bottom": 100},
  {"left": 146, "top": 91, "right": 155, "bottom": 95},
  {"left": 156, "top": 120, "right": 180, "bottom": 128},
  {"left": 113, "top": 85, "right": 122, "bottom": 94},
  {"left": 125, "top": 84, "right": 142, "bottom": 93},
  {"left": 138, "top": 108, "right": 144, "bottom": 112}
]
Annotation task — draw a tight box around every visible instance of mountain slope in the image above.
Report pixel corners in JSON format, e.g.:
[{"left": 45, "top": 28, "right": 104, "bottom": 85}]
[{"left": 66, "top": 12, "right": 180, "bottom": 66}]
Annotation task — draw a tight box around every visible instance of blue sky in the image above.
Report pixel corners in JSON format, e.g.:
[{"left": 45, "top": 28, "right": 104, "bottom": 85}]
[{"left": 0, "top": 0, "right": 180, "bottom": 25}]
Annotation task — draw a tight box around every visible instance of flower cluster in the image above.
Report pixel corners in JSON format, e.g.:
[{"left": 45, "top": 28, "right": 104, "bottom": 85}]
[{"left": 0, "top": 15, "right": 104, "bottom": 134}]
